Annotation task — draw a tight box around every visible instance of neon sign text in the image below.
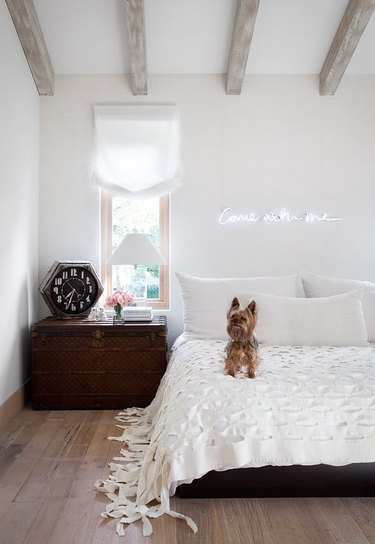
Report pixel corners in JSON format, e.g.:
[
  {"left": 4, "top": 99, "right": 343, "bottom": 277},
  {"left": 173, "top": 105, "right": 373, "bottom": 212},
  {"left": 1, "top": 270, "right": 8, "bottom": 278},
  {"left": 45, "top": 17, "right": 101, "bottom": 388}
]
[{"left": 219, "top": 207, "right": 342, "bottom": 225}]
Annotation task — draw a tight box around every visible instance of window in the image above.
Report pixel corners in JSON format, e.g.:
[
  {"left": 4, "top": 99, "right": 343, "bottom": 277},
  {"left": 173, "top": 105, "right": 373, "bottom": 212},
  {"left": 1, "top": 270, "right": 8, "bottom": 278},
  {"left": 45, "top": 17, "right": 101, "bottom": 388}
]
[
  {"left": 94, "top": 105, "right": 179, "bottom": 311},
  {"left": 101, "top": 190, "right": 169, "bottom": 309}
]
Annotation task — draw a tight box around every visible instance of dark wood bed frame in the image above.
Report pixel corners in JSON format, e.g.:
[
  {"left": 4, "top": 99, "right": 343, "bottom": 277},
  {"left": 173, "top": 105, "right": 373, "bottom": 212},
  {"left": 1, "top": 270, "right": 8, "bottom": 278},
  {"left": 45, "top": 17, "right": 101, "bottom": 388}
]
[{"left": 177, "top": 464, "right": 375, "bottom": 498}]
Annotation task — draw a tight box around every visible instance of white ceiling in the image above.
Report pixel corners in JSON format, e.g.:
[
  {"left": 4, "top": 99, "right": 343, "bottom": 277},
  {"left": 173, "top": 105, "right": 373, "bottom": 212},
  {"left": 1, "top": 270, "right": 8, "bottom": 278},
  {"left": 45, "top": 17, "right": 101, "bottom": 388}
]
[{"left": 33, "top": 0, "right": 375, "bottom": 76}]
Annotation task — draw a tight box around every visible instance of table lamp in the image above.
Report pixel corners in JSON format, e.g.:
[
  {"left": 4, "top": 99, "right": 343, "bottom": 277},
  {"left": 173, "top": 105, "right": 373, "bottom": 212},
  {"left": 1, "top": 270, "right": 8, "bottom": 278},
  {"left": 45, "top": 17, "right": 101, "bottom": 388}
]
[{"left": 107, "top": 233, "right": 166, "bottom": 300}]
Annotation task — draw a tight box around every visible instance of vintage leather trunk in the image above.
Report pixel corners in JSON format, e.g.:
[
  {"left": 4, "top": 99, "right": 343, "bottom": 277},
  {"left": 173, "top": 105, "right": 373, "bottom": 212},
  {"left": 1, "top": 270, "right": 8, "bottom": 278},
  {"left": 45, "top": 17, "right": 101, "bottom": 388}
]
[{"left": 31, "top": 316, "right": 167, "bottom": 409}]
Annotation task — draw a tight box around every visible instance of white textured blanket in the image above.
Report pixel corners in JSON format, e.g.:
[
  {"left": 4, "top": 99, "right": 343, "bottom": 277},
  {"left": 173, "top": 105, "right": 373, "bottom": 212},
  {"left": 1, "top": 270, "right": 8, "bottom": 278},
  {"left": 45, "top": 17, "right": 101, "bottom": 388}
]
[{"left": 96, "top": 339, "right": 375, "bottom": 536}]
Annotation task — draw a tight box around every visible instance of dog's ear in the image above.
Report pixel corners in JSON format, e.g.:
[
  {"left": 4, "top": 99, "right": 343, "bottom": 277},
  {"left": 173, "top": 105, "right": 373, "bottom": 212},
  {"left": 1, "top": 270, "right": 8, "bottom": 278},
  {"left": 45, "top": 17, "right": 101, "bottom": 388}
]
[
  {"left": 247, "top": 300, "right": 257, "bottom": 315},
  {"left": 227, "top": 297, "right": 240, "bottom": 318},
  {"left": 231, "top": 297, "right": 240, "bottom": 308}
]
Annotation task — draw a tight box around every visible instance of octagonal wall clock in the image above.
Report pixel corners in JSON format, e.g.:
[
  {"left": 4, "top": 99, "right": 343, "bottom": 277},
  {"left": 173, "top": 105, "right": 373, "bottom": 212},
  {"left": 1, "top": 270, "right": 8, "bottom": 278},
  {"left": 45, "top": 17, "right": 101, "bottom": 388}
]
[{"left": 39, "top": 261, "right": 104, "bottom": 318}]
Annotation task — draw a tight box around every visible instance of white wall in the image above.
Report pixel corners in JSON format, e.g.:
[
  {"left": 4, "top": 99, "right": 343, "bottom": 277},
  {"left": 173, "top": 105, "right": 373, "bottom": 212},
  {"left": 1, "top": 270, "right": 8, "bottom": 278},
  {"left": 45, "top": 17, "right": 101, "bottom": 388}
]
[
  {"left": 39, "top": 74, "right": 375, "bottom": 343},
  {"left": 0, "top": 3, "right": 39, "bottom": 406}
]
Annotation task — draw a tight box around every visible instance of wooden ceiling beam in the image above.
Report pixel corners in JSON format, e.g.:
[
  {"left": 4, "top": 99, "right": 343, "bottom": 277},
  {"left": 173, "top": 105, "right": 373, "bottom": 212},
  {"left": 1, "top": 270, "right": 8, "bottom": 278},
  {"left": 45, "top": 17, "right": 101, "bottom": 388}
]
[
  {"left": 5, "top": 0, "right": 54, "bottom": 96},
  {"left": 320, "top": 0, "right": 375, "bottom": 96},
  {"left": 125, "top": 0, "right": 148, "bottom": 95},
  {"left": 226, "top": 0, "right": 260, "bottom": 95}
]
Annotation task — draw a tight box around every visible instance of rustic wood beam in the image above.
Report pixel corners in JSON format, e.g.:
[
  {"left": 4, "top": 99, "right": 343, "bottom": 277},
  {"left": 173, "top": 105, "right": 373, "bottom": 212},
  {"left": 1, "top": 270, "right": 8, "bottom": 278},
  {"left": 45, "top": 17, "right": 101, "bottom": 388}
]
[
  {"left": 226, "top": 0, "right": 260, "bottom": 95},
  {"left": 125, "top": 0, "right": 148, "bottom": 95},
  {"left": 5, "top": 0, "right": 54, "bottom": 96},
  {"left": 320, "top": 0, "right": 375, "bottom": 96}
]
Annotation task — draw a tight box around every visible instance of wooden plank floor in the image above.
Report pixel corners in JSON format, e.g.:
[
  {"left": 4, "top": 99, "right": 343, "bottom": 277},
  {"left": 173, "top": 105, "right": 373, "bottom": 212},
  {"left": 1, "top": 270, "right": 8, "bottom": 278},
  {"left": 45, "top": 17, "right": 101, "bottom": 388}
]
[{"left": 1, "top": 407, "right": 375, "bottom": 544}]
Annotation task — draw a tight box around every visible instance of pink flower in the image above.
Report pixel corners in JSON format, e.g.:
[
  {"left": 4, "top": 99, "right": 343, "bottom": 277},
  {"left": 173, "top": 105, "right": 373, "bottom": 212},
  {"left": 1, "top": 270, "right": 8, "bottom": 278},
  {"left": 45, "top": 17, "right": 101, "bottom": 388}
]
[
  {"left": 116, "top": 295, "right": 125, "bottom": 306},
  {"left": 105, "top": 290, "right": 135, "bottom": 308}
]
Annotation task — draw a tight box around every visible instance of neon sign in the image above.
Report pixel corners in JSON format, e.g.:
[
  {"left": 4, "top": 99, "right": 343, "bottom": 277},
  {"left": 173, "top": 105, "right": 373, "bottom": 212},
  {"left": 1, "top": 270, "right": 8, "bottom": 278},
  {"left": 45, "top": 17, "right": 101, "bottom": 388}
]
[{"left": 219, "top": 207, "right": 342, "bottom": 225}]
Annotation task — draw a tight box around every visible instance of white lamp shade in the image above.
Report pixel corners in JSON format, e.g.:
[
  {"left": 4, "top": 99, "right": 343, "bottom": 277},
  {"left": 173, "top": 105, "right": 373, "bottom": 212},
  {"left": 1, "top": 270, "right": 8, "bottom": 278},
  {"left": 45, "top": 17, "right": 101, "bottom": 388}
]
[{"left": 107, "top": 233, "right": 167, "bottom": 266}]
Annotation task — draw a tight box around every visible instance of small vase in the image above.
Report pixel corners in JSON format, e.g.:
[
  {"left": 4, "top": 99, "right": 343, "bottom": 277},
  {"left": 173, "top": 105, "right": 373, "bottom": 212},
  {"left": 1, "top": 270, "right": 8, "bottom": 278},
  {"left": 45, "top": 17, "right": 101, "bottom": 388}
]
[{"left": 113, "top": 303, "right": 122, "bottom": 323}]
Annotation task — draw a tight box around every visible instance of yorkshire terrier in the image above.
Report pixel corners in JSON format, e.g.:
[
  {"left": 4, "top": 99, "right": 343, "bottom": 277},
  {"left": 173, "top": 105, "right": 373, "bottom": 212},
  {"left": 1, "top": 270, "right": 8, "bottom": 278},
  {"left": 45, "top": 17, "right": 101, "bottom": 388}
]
[{"left": 224, "top": 297, "right": 259, "bottom": 379}]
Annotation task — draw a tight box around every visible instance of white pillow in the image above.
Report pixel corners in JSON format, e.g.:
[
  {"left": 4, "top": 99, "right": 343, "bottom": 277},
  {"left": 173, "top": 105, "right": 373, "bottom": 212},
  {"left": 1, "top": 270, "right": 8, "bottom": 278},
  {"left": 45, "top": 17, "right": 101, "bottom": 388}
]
[
  {"left": 176, "top": 272, "right": 299, "bottom": 339},
  {"left": 238, "top": 290, "right": 367, "bottom": 346},
  {"left": 300, "top": 271, "right": 375, "bottom": 342}
]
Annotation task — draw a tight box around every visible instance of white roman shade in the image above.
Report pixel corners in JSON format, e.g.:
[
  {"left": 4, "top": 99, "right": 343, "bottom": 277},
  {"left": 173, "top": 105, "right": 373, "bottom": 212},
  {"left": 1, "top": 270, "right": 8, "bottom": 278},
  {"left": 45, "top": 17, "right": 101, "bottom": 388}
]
[{"left": 93, "top": 105, "right": 182, "bottom": 199}]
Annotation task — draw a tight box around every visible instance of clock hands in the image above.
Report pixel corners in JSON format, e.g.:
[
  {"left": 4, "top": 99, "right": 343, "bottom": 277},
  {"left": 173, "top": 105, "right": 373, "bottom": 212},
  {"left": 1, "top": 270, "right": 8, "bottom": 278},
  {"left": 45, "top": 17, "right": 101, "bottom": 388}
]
[
  {"left": 65, "top": 289, "right": 76, "bottom": 309},
  {"left": 63, "top": 279, "right": 85, "bottom": 306}
]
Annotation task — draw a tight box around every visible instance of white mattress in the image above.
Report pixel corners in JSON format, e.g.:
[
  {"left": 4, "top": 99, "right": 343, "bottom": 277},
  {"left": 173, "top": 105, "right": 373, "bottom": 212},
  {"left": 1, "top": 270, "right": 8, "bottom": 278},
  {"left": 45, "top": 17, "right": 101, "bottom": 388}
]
[{"left": 96, "top": 339, "right": 375, "bottom": 535}]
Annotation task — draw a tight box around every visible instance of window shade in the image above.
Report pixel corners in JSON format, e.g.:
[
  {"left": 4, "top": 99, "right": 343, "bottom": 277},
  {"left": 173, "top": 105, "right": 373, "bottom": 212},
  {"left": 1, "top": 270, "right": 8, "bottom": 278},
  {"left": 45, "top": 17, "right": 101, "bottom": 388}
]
[{"left": 93, "top": 105, "right": 182, "bottom": 199}]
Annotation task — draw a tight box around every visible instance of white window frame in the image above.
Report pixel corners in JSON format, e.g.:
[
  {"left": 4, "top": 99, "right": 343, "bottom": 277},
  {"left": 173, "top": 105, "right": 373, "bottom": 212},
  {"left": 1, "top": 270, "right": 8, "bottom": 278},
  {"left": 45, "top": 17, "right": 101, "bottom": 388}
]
[{"left": 101, "top": 190, "right": 170, "bottom": 310}]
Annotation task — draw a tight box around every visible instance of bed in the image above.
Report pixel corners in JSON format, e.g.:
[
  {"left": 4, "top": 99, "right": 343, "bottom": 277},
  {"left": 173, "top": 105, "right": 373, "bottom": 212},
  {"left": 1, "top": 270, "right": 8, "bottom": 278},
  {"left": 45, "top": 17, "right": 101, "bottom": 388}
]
[{"left": 95, "top": 271, "right": 375, "bottom": 536}]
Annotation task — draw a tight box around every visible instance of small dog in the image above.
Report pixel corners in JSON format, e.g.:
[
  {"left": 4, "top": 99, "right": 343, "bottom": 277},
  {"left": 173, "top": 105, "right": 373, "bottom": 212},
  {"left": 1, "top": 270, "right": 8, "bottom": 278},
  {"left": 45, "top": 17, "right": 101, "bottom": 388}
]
[{"left": 224, "top": 297, "right": 259, "bottom": 379}]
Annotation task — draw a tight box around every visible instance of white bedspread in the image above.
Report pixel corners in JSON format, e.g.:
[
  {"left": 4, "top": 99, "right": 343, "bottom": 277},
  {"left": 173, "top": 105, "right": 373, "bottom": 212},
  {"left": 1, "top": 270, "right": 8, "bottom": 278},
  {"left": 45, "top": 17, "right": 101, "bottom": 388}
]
[{"left": 96, "top": 339, "right": 375, "bottom": 536}]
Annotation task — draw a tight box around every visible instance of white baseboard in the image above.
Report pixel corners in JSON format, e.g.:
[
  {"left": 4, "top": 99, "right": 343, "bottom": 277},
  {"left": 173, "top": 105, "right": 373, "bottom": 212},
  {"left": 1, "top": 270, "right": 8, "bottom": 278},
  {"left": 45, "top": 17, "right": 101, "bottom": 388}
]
[{"left": 0, "top": 381, "right": 31, "bottom": 429}]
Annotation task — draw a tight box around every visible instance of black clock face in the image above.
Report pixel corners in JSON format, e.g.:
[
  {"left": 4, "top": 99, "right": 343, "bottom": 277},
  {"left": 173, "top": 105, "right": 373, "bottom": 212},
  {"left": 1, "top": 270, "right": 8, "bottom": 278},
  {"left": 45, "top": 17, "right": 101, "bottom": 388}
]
[{"left": 49, "top": 266, "right": 98, "bottom": 315}]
